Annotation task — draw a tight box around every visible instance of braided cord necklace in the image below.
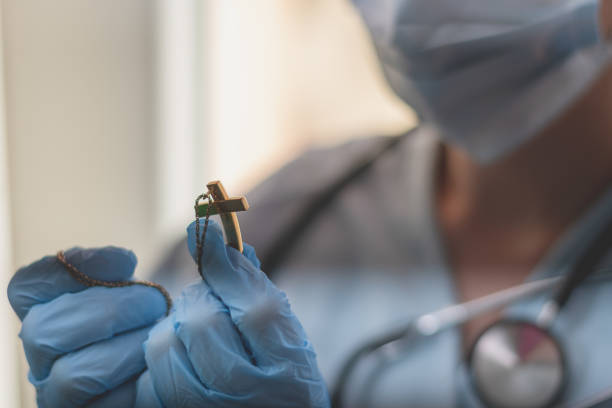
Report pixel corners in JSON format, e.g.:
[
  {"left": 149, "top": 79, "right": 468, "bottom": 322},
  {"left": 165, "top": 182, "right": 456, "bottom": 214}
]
[
  {"left": 54, "top": 188, "right": 218, "bottom": 314},
  {"left": 194, "top": 191, "right": 213, "bottom": 279},
  {"left": 56, "top": 250, "right": 173, "bottom": 314}
]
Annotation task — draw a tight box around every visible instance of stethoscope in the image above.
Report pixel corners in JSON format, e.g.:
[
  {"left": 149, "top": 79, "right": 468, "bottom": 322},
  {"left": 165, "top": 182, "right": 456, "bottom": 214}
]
[
  {"left": 259, "top": 131, "right": 612, "bottom": 408},
  {"left": 329, "top": 224, "right": 612, "bottom": 408}
]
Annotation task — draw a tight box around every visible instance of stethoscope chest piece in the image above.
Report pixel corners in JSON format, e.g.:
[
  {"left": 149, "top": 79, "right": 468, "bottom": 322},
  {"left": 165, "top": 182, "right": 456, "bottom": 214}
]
[{"left": 468, "top": 320, "right": 567, "bottom": 408}]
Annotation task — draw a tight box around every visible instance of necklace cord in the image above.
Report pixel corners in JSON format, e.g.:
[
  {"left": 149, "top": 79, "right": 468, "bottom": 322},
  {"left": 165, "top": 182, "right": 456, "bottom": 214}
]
[
  {"left": 53, "top": 188, "right": 219, "bottom": 316},
  {"left": 56, "top": 250, "right": 173, "bottom": 315},
  {"left": 194, "top": 192, "right": 213, "bottom": 279}
]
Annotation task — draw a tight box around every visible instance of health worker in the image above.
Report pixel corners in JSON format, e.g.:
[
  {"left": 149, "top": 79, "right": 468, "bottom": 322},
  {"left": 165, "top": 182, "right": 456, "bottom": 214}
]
[{"left": 8, "top": 1, "right": 612, "bottom": 407}]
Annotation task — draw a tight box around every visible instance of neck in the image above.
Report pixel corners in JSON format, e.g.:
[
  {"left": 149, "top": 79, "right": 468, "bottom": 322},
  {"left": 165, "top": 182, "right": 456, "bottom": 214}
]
[{"left": 437, "top": 66, "right": 612, "bottom": 270}]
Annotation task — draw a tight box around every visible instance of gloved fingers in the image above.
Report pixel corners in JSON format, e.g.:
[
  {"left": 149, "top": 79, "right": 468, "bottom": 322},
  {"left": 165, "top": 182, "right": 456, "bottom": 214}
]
[
  {"left": 242, "top": 243, "right": 262, "bottom": 269},
  {"left": 21, "top": 285, "right": 167, "bottom": 381},
  {"left": 141, "top": 315, "right": 211, "bottom": 407},
  {"left": 144, "top": 311, "right": 267, "bottom": 408},
  {"left": 8, "top": 246, "right": 137, "bottom": 321},
  {"left": 33, "top": 326, "right": 152, "bottom": 408},
  {"left": 85, "top": 377, "right": 138, "bottom": 408},
  {"left": 134, "top": 371, "right": 164, "bottom": 408},
  {"left": 186, "top": 220, "right": 272, "bottom": 310},
  {"left": 173, "top": 282, "right": 263, "bottom": 394},
  {"left": 144, "top": 282, "right": 260, "bottom": 398},
  {"left": 187, "top": 220, "right": 316, "bottom": 368}
]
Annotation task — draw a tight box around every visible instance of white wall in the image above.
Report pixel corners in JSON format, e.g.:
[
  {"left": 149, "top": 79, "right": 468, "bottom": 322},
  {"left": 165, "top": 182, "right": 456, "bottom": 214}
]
[
  {"left": 2, "top": 1, "right": 159, "bottom": 405},
  {"left": 0, "top": 115, "right": 19, "bottom": 408},
  {"left": 205, "top": 0, "right": 415, "bottom": 191},
  {"left": 0, "top": 2, "right": 20, "bottom": 405},
  {"left": 3, "top": 0, "right": 161, "bottom": 272}
]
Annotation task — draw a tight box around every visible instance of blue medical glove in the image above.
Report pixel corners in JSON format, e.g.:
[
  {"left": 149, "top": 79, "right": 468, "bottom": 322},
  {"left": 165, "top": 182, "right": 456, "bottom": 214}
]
[
  {"left": 7, "top": 247, "right": 168, "bottom": 408},
  {"left": 135, "top": 220, "right": 330, "bottom": 408}
]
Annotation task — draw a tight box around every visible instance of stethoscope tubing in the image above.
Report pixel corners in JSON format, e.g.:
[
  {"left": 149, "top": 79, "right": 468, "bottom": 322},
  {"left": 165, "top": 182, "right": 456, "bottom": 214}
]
[
  {"left": 331, "top": 272, "right": 612, "bottom": 408},
  {"left": 413, "top": 276, "right": 563, "bottom": 337},
  {"left": 330, "top": 276, "right": 563, "bottom": 407}
]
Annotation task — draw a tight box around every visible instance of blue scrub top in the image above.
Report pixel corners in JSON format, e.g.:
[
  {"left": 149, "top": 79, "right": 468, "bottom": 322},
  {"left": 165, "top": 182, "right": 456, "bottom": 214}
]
[{"left": 154, "top": 126, "right": 612, "bottom": 407}]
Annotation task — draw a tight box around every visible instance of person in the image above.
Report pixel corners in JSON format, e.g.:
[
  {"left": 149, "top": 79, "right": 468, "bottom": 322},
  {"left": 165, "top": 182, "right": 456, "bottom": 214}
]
[{"left": 8, "top": 0, "right": 612, "bottom": 406}]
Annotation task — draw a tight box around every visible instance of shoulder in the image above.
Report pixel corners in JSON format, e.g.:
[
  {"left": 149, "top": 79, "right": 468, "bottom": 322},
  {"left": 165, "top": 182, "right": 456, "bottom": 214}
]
[
  {"left": 238, "top": 137, "right": 378, "bottom": 257},
  {"left": 245, "top": 136, "right": 384, "bottom": 208},
  {"left": 239, "top": 126, "right": 435, "bottom": 254}
]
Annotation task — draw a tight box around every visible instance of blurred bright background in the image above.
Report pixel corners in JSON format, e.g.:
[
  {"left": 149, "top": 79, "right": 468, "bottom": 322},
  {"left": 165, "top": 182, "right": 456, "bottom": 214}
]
[{"left": 0, "top": 0, "right": 414, "bottom": 405}]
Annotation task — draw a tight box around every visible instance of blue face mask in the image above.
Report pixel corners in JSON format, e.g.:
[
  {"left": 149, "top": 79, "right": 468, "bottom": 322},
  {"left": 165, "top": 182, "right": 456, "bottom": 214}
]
[{"left": 352, "top": 0, "right": 612, "bottom": 163}]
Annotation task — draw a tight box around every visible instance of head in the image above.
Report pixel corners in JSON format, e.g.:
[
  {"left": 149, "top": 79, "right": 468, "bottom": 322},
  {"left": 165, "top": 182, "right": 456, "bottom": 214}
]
[{"left": 352, "top": 0, "right": 612, "bottom": 164}]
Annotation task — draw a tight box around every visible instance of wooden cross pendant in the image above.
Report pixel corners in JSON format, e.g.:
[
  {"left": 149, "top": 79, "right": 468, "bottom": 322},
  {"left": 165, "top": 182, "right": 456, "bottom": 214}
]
[{"left": 196, "top": 180, "right": 250, "bottom": 253}]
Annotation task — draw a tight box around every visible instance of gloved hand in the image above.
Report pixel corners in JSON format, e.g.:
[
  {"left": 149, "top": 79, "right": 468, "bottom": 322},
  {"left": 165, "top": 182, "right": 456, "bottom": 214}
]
[
  {"left": 7, "top": 247, "right": 168, "bottom": 408},
  {"left": 135, "top": 220, "right": 330, "bottom": 408}
]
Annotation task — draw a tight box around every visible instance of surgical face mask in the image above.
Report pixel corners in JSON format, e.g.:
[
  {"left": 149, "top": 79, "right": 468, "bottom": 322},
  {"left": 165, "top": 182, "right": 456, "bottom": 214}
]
[{"left": 352, "top": 0, "right": 612, "bottom": 163}]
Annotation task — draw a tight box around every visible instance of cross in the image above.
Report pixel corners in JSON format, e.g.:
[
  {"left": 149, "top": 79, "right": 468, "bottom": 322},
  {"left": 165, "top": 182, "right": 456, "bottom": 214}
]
[{"left": 196, "top": 180, "right": 250, "bottom": 253}]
